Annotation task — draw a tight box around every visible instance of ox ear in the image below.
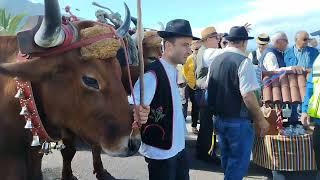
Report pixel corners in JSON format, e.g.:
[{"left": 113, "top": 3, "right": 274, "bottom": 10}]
[{"left": 0, "top": 58, "right": 60, "bottom": 81}]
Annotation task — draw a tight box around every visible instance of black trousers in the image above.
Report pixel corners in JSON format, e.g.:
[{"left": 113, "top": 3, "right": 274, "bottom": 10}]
[
  {"left": 313, "top": 125, "right": 320, "bottom": 170},
  {"left": 196, "top": 106, "right": 214, "bottom": 157},
  {"left": 145, "top": 149, "right": 189, "bottom": 180},
  {"left": 183, "top": 86, "right": 199, "bottom": 127}
]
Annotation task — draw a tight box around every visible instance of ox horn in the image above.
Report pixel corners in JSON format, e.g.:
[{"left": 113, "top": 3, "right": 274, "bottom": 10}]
[
  {"left": 131, "top": 17, "right": 137, "bottom": 27},
  {"left": 92, "top": 2, "right": 115, "bottom": 14},
  {"left": 34, "top": 0, "right": 65, "bottom": 48},
  {"left": 115, "top": 3, "right": 131, "bottom": 38}
]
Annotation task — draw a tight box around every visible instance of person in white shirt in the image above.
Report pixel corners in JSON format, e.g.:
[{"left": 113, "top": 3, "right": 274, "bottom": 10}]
[
  {"left": 194, "top": 26, "right": 222, "bottom": 163},
  {"left": 248, "top": 33, "right": 270, "bottom": 66},
  {"left": 259, "top": 32, "right": 306, "bottom": 72},
  {"left": 133, "top": 19, "right": 199, "bottom": 180},
  {"left": 207, "top": 26, "right": 270, "bottom": 180},
  {"left": 195, "top": 26, "right": 221, "bottom": 89},
  {"left": 260, "top": 31, "right": 288, "bottom": 71}
]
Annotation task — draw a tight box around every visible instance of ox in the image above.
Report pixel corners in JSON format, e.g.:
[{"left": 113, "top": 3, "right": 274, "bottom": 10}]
[{"left": 0, "top": 0, "right": 141, "bottom": 179}]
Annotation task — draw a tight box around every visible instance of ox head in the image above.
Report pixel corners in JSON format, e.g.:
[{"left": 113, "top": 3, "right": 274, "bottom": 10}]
[
  {"left": 0, "top": 0, "right": 140, "bottom": 157},
  {"left": 92, "top": 2, "right": 139, "bottom": 66}
]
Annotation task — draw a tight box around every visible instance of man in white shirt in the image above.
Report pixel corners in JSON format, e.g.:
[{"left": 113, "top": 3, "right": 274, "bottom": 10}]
[
  {"left": 207, "top": 26, "right": 270, "bottom": 180},
  {"left": 248, "top": 33, "right": 270, "bottom": 65},
  {"left": 133, "top": 19, "right": 199, "bottom": 180},
  {"left": 195, "top": 26, "right": 221, "bottom": 89},
  {"left": 260, "top": 31, "right": 289, "bottom": 71},
  {"left": 194, "top": 26, "right": 222, "bottom": 162}
]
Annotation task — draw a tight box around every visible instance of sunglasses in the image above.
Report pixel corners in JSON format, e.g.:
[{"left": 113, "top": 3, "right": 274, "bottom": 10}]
[
  {"left": 208, "top": 35, "right": 220, "bottom": 40},
  {"left": 303, "top": 38, "right": 310, "bottom": 42}
]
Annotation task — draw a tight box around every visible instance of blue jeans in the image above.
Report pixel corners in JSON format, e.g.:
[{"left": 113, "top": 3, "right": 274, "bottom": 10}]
[{"left": 213, "top": 117, "right": 254, "bottom": 180}]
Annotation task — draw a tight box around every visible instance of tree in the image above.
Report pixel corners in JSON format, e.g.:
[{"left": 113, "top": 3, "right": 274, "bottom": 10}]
[{"left": 0, "top": 8, "right": 25, "bottom": 35}]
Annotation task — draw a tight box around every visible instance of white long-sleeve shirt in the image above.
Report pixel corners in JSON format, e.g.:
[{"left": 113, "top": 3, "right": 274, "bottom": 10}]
[{"left": 128, "top": 59, "right": 186, "bottom": 160}]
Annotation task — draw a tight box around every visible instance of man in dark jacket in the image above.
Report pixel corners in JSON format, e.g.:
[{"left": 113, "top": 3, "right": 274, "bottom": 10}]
[{"left": 207, "top": 26, "right": 269, "bottom": 180}]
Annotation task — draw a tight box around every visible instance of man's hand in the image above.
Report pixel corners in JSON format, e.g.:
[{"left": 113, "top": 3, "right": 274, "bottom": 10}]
[
  {"left": 256, "top": 117, "right": 270, "bottom": 136},
  {"left": 242, "top": 91, "right": 269, "bottom": 136},
  {"left": 300, "top": 112, "right": 310, "bottom": 126},
  {"left": 291, "top": 66, "right": 305, "bottom": 74},
  {"left": 133, "top": 105, "right": 150, "bottom": 125}
]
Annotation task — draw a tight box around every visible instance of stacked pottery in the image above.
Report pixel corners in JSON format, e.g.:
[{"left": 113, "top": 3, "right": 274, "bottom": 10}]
[
  {"left": 297, "top": 73, "right": 306, "bottom": 102},
  {"left": 262, "top": 75, "right": 273, "bottom": 103},
  {"left": 288, "top": 74, "right": 301, "bottom": 103},
  {"left": 279, "top": 74, "right": 291, "bottom": 103},
  {"left": 272, "top": 78, "right": 282, "bottom": 104}
]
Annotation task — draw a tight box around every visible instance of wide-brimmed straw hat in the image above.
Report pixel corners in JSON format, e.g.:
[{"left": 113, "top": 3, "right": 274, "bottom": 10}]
[{"left": 256, "top": 33, "right": 270, "bottom": 45}]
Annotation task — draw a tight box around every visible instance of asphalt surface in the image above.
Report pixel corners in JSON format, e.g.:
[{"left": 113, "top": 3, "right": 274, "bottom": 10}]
[{"left": 42, "top": 119, "right": 318, "bottom": 180}]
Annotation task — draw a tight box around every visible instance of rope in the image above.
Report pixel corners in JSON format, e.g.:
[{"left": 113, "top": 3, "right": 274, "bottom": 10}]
[{"left": 276, "top": 104, "right": 284, "bottom": 134}]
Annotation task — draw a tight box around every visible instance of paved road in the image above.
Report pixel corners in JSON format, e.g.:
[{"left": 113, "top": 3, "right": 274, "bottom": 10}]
[
  {"left": 42, "top": 120, "right": 318, "bottom": 180},
  {"left": 42, "top": 121, "right": 273, "bottom": 180}
]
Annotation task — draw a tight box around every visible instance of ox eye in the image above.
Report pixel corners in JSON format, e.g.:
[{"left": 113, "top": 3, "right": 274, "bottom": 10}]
[{"left": 82, "top": 76, "right": 100, "bottom": 90}]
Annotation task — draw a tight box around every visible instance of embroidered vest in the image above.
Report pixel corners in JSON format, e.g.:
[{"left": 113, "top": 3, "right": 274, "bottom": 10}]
[{"left": 140, "top": 60, "right": 174, "bottom": 150}]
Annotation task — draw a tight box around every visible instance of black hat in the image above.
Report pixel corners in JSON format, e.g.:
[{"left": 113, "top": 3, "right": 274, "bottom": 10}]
[
  {"left": 158, "top": 19, "right": 200, "bottom": 40},
  {"left": 222, "top": 33, "right": 228, "bottom": 37},
  {"left": 225, "top": 26, "right": 254, "bottom": 41}
]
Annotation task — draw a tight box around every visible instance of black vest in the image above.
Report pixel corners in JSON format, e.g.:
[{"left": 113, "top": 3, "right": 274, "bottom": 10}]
[
  {"left": 207, "top": 52, "right": 249, "bottom": 118},
  {"left": 140, "top": 60, "right": 174, "bottom": 150},
  {"left": 259, "top": 47, "right": 285, "bottom": 70}
]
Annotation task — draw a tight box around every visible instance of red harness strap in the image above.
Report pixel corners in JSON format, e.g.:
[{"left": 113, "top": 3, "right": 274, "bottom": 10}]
[
  {"left": 119, "top": 39, "right": 140, "bottom": 130},
  {"left": 16, "top": 54, "right": 53, "bottom": 142},
  {"left": 32, "top": 24, "right": 117, "bottom": 58}
]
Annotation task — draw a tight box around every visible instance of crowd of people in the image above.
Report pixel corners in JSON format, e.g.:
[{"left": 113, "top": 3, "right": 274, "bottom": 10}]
[{"left": 131, "top": 18, "right": 320, "bottom": 180}]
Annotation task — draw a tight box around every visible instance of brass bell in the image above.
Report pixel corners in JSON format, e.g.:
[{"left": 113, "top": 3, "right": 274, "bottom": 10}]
[
  {"left": 24, "top": 118, "right": 33, "bottom": 129},
  {"left": 40, "top": 141, "right": 52, "bottom": 155},
  {"left": 19, "top": 105, "right": 29, "bottom": 116},
  {"left": 14, "top": 88, "right": 24, "bottom": 99},
  {"left": 50, "top": 142, "right": 57, "bottom": 148},
  {"left": 56, "top": 140, "right": 66, "bottom": 150},
  {"left": 31, "top": 134, "right": 41, "bottom": 146}
]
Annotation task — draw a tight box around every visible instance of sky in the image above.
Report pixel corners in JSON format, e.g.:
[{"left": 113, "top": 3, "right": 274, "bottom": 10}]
[{"left": 28, "top": 0, "right": 320, "bottom": 49}]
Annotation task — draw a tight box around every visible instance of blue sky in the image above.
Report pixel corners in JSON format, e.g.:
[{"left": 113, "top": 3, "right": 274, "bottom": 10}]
[
  {"left": 29, "top": 0, "right": 320, "bottom": 49},
  {"left": 29, "top": 0, "right": 243, "bottom": 28}
]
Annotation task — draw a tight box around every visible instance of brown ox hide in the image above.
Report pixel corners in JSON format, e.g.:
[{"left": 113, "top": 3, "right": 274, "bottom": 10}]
[{"left": 0, "top": 21, "right": 140, "bottom": 180}]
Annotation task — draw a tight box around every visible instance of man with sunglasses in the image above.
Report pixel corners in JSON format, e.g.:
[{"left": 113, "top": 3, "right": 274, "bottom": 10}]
[
  {"left": 283, "top": 31, "right": 319, "bottom": 123},
  {"left": 194, "top": 26, "right": 221, "bottom": 162},
  {"left": 284, "top": 31, "right": 319, "bottom": 69}
]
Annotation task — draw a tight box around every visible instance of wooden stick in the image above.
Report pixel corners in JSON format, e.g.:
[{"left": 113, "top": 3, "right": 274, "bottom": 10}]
[{"left": 137, "top": 0, "right": 144, "bottom": 105}]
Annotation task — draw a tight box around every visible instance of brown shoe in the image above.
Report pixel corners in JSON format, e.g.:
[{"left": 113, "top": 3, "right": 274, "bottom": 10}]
[{"left": 192, "top": 127, "right": 199, "bottom": 134}]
